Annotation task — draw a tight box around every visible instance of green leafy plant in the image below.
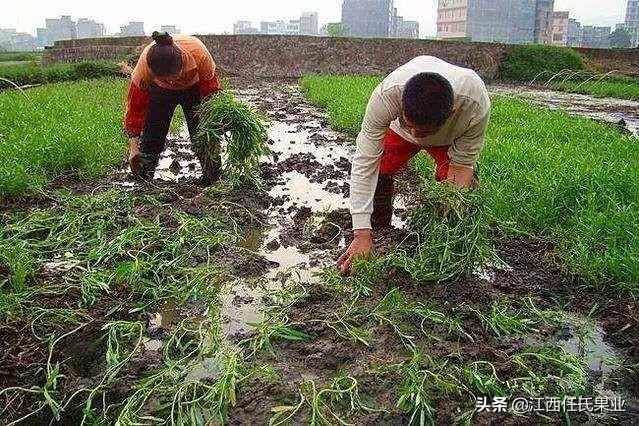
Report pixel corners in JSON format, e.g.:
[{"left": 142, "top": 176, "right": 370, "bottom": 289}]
[
  {"left": 269, "top": 375, "right": 383, "bottom": 425},
  {"left": 501, "top": 44, "right": 585, "bottom": 82},
  {"left": 392, "top": 177, "right": 494, "bottom": 283},
  {"left": 197, "top": 91, "right": 270, "bottom": 188},
  {"left": 473, "top": 298, "right": 537, "bottom": 337}
]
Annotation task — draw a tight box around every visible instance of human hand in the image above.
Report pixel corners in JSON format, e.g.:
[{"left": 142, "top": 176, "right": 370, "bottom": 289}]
[
  {"left": 337, "top": 229, "right": 374, "bottom": 275},
  {"left": 128, "top": 137, "right": 141, "bottom": 175}
]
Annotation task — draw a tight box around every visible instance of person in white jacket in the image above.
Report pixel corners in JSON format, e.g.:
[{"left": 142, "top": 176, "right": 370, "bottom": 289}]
[{"left": 337, "top": 56, "right": 491, "bottom": 275}]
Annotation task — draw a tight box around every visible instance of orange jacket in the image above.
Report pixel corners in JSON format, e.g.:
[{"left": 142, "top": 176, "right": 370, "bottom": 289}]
[{"left": 124, "top": 35, "right": 221, "bottom": 137}]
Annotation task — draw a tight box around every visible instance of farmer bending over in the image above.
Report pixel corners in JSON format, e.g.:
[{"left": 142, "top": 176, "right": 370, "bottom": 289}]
[
  {"left": 125, "top": 32, "right": 222, "bottom": 184},
  {"left": 338, "top": 56, "right": 491, "bottom": 274}
]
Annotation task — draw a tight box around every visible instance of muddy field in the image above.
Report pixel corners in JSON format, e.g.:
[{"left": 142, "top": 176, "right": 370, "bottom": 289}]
[{"left": 1, "top": 81, "right": 639, "bottom": 425}]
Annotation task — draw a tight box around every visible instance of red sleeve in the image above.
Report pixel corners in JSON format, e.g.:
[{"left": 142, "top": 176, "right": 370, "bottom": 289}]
[
  {"left": 199, "top": 73, "right": 222, "bottom": 99},
  {"left": 124, "top": 81, "right": 150, "bottom": 137}
]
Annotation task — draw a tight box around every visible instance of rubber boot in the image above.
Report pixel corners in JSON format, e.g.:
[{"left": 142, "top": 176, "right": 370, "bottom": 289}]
[
  {"left": 192, "top": 137, "right": 222, "bottom": 187},
  {"left": 371, "top": 174, "right": 395, "bottom": 229},
  {"left": 132, "top": 151, "right": 161, "bottom": 181}
]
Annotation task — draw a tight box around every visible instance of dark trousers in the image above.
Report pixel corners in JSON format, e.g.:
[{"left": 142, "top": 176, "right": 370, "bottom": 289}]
[{"left": 137, "top": 84, "right": 220, "bottom": 182}]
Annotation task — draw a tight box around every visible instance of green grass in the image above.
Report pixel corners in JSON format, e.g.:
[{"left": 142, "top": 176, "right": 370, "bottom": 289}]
[
  {"left": 301, "top": 75, "right": 639, "bottom": 296},
  {"left": 0, "top": 60, "right": 121, "bottom": 89},
  {"left": 552, "top": 77, "right": 639, "bottom": 101},
  {"left": 500, "top": 44, "right": 585, "bottom": 82},
  {"left": 0, "top": 78, "right": 127, "bottom": 198},
  {"left": 0, "top": 51, "right": 42, "bottom": 62},
  {"left": 197, "top": 90, "right": 270, "bottom": 188}
]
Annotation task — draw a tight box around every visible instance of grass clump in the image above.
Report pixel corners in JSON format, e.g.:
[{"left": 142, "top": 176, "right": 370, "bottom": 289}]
[
  {"left": 501, "top": 44, "right": 585, "bottom": 82},
  {"left": 197, "top": 90, "right": 270, "bottom": 188},
  {"left": 0, "top": 78, "right": 128, "bottom": 198},
  {"left": 301, "top": 74, "right": 639, "bottom": 297},
  {"left": 393, "top": 175, "right": 494, "bottom": 282},
  {"left": 0, "top": 60, "right": 121, "bottom": 89},
  {"left": 473, "top": 298, "right": 537, "bottom": 337}
]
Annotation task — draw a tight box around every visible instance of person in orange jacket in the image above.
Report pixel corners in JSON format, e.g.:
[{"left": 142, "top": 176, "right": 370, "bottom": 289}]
[{"left": 125, "top": 32, "right": 222, "bottom": 184}]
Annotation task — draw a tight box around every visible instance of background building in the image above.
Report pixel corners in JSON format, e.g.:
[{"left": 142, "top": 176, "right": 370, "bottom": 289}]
[
  {"left": 534, "top": 0, "right": 555, "bottom": 44},
  {"left": 260, "top": 20, "right": 300, "bottom": 35},
  {"left": 626, "top": 0, "right": 639, "bottom": 47},
  {"left": 77, "top": 18, "right": 105, "bottom": 39},
  {"left": 437, "top": 0, "right": 538, "bottom": 44},
  {"left": 36, "top": 15, "right": 76, "bottom": 47},
  {"left": 300, "top": 12, "right": 319, "bottom": 35},
  {"left": 551, "top": 11, "right": 569, "bottom": 45},
  {"left": 342, "top": 0, "right": 394, "bottom": 38},
  {"left": 118, "top": 21, "right": 145, "bottom": 37},
  {"left": 0, "top": 28, "right": 37, "bottom": 51},
  {"left": 392, "top": 8, "right": 420, "bottom": 38},
  {"left": 233, "top": 21, "right": 259, "bottom": 35},
  {"left": 160, "top": 25, "right": 181, "bottom": 35},
  {"left": 235, "top": 11, "right": 317, "bottom": 36},
  {"left": 581, "top": 25, "right": 611, "bottom": 48}
]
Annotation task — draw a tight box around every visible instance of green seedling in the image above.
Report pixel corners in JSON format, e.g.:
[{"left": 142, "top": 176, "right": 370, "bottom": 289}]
[
  {"left": 396, "top": 351, "right": 466, "bottom": 426},
  {"left": 510, "top": 345, "right": 589, "bottom": 397},
  {"left": 473, "top": 298, "right": 538, "bottom": 337},
  {"left": 197, "top": 90, "right": 270, "bottom": 188},
  {"left": 270, "top": 375, "right": 384, "bottom": 426},
  {"left": 461, "top": 361, "right": 508, "bottom": 398},
  {"left": 393, "top": 177, "right": 494, "bottom": 283}
]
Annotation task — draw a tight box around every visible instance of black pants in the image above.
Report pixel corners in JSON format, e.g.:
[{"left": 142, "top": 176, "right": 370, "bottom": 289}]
[{"left": 137, "top": 84, "right": 220, "bottom": 182}]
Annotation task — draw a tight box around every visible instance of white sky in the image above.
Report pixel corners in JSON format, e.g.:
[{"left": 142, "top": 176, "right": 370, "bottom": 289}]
[{"left": 1, "top": 0, "right": 629, "bottom": 38}]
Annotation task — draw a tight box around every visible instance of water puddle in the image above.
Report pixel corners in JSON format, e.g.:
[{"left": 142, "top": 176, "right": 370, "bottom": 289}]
[
  {"left": 148, "top": 299, "right": 185, "bottom": 331},
  {"left": 521, "top": 313, "right": 622, "bottom": 375},
  {"left": 217, "top": 88, "right": 361, "bottom": 337},
  {"left": 490, "top": 85, "right": 639, "bottom": 137}
]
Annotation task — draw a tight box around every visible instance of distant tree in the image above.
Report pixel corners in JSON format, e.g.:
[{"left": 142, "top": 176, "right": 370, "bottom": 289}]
[
  {"left": 324, "top": 23, "right": 348, "bottom": 37},
  {"left": 610, "top": 27, "right": 632, "bottom": 48}
]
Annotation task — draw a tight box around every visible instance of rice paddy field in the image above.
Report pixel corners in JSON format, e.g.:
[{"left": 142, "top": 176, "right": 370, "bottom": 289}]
[{"left": 1, "top": 72, "right": 638, "bottom": 425}]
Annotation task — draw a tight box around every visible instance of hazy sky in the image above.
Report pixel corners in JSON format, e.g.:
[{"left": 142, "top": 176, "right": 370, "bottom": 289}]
[{"left": 1, "top": 0, "right": 629, "bottom": 38}]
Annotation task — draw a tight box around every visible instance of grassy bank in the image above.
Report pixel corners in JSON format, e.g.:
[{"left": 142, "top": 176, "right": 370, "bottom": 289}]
[
  {"left": 0, "top": 60, "right": 121, "bottom": 89},
  {"left": 301, "top": 75, "right": 639, "bottom": 296},
  {"left": 0, "top": 78, "right": 128, "bottom": 198},
  {"left": 551, "top": 76, "right": 639, "bottom": 101}
]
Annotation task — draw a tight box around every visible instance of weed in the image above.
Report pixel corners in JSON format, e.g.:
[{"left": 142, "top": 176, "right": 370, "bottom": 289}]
[
  {"left": 270, "top": 375, "right": 383, "bottom": 425},
  {"left": 197, "top": 91, "right": 270, "bottom": 188},
  {"left": 500, "top": 45, "right": 585, "bottom": 82},
  {"left": 510, "top": 345, "right": 589, "bottom": 397},
  {"left": 396, "top": 351, "right": 466, "bottom": 425},
  {"left": 392, "top": 177, "right": 494, "bottom": 282},
  {"left": 473, "top": 298, "right": 537, "bottom": 337},
  {"left": 551, "top": 74, "right": 639, "bottom": 101}
]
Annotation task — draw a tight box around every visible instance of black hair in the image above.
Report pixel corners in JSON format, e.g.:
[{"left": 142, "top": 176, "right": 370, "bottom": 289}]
[
  {"left": 402, "top": 72, "right": 454, "bottom": 127},
  {"left": 147, "top": 31, "right": 182, "bottom": 77}
]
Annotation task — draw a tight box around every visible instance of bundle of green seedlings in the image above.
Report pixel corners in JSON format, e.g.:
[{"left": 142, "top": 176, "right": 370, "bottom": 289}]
[
  {"left": 196, "top": 90, "right": 270, "bottom": 188},
  {"left": 393, "top": 173, "right": 494, "bottom": 283}
]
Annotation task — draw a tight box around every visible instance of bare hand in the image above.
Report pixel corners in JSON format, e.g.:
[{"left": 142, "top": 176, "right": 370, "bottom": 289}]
[
  {"left": 337, "top": 229, "right": 374, "bottom": 275},
  {"left": 447, "top": 164, "right": 475, "bottom": 189},
  {"left": 128, "top": 137, "right": 141, "bottom": 175}
]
